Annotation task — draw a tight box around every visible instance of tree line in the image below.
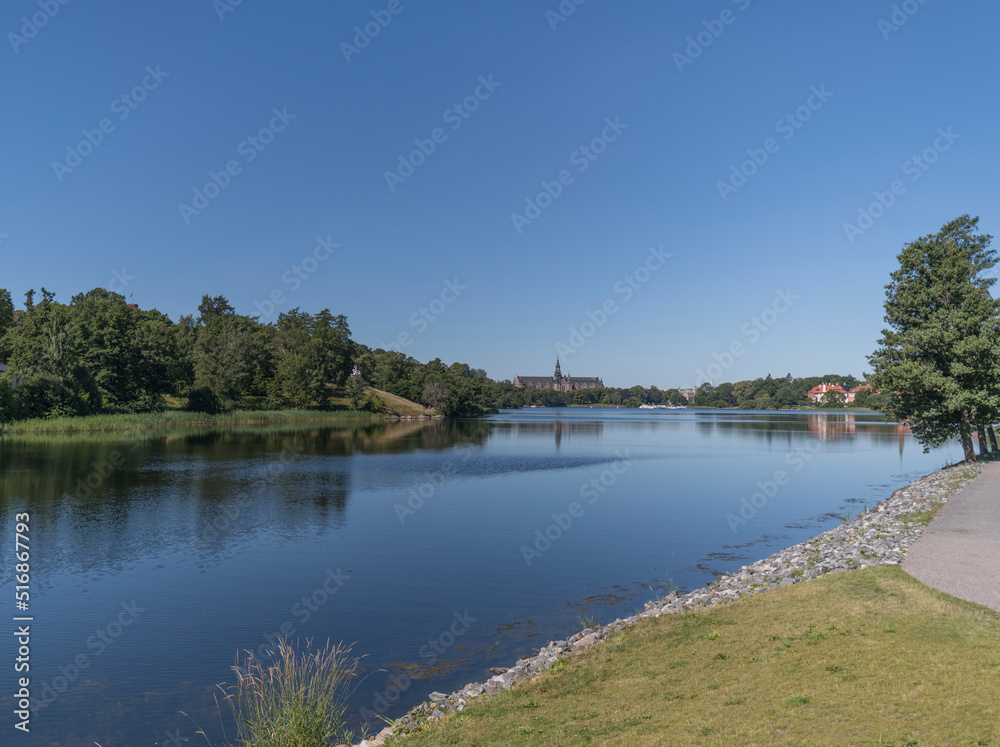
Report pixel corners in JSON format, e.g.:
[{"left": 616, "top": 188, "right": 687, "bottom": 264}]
[
  {"left": 0, "top": 285, "right": 878, "bottom": 422},
  {"left": 3, "top": 214, "right": 995, "bottom": 465},
  {"left": 690, "top": 374, "right": 887, "bottom": 410},
  {"left": 0, "top": 289, "right": 357, "bottom": 419}
]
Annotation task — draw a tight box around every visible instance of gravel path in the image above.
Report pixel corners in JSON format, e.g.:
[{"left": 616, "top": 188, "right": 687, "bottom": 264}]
[{"left": 903, "top": 458, "right": 1000, "bottom": 612}]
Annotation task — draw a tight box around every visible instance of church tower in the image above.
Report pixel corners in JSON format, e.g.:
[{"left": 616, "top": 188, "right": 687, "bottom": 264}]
[{"left": 554, "top": 359, "right": 563, "bottom": 381}]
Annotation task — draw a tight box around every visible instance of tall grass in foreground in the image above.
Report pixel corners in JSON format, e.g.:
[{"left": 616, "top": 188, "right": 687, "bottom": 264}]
[{"left": 219, "top": 639, "right": 360, "bottom": 747}]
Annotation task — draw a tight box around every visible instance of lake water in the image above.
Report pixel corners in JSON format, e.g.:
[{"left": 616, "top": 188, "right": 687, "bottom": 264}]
[{"left": 0, "top": 409, "right": 962, "bottom": 745}]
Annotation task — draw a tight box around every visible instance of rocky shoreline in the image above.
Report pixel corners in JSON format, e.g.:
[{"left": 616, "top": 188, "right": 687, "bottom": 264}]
[{"left": 351, "top": 462, "right": 982, "bottom": 747}]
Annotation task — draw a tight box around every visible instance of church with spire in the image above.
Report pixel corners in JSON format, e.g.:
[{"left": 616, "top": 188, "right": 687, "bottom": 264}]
[{"left": 513, "top": 359, "right": 604, "bottom": 391}]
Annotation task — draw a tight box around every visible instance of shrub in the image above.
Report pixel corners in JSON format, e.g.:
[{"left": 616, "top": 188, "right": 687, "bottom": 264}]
[
  {"left": 223, "top": 639, "right": 359, "bottom": 747},
  {"left": 186, "top": 387, "right": 219, "bottom": 414}
]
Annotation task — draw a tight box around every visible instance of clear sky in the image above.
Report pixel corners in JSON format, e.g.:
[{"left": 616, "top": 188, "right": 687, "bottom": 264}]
[{"left": 2, "top": 0, "right": 997, "bottom": 388}]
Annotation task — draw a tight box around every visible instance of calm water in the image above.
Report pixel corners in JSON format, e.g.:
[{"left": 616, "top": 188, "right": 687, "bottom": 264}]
[{"left": 0, "top": 409, "right": 960, "bottom": 745}]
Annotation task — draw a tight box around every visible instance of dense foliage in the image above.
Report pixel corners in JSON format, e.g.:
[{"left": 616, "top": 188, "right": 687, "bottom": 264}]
[
  {"left": 0, "top": 287, "right": 889, "bottom": 423},
  {"left": 688, "top": 374, "right": 888, "bottom": 411},
  {"left": 0, "top": 290, "right": 356, "bottom": 419}
]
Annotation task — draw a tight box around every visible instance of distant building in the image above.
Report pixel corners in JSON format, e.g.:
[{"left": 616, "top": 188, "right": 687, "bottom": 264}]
[
  {"left": 847, "top": 385, "right": 872, "bottom": 403},
  {"left": 808, "top": 383, "right": 873, "bottom": 404},
  {"left": 678, "top": 388, "right": 697, "bottom": 402},
  {"left": 514, "top": 360, "right": 603, "bottom": 391},
  {"left": 807, "top": 384, "right": 847, "bottom": 403}
]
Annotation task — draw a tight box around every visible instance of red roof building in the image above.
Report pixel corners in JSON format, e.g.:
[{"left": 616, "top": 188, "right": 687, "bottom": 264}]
[
  {"left": 807, "top": 384, "right": 847, "bottom": 403},
  {"left": 808, "top": 384, "right": 874, "bottom": 404}
]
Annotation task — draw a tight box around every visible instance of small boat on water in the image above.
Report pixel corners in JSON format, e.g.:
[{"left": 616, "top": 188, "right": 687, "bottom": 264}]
[{"left": 639, "top": 404, "right": 687, "bottom": 410}]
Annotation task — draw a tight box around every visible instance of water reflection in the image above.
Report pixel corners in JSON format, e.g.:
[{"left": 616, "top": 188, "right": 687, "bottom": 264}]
[{"left": 496, "top": 419, "right": 604, "bottom": 448}]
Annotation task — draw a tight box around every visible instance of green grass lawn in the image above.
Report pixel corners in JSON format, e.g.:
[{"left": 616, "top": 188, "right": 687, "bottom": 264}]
[{"left": 389, "top": 566, "right": 1000, "bottom": 746}]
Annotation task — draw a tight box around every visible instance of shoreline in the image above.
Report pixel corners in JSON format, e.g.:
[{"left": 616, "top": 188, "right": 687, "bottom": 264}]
[
  {"left": 0, "top": 408, "right": 397, "bottom": 435},
  {"left": 356, "top": 459, "right": 983, "bottom": 746},
  {"left": 0, "top": 404, "right": 876, "bottom": 435}
]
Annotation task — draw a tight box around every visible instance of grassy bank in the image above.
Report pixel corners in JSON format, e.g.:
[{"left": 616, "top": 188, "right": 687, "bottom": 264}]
[
  {"left": 389, "top": 566, "right": 1000, "bottom": 746},
  {"left": 0, "top": 389, "right": 432, "bottom": 434},
  {"left": 0, "top": 408, "right": 388, "bottom": 435}
]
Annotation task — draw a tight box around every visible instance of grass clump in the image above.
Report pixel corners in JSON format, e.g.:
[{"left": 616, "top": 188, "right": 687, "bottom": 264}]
[{"left": 219, "top": 639, "right": 360, "bottom": 747}]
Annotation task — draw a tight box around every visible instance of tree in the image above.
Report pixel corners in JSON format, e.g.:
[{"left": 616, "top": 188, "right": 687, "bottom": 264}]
[
  {"left": 732, "top": 380, "right": 757, "bottom": 409},
  {"left": 197, "top": 294, "right": 235, "bottom": 325},
  {"left": 853, "top": 387, "right": 873, "bottom": 409},
  {"left": 714, "top": 382, "right": 736, "bottom": 407},
  {"left": 0, "top": 289, "right": 13, "bottom": 347},
  {"left": 192, "top": 313, "right": 270, "bottom": 409},
  {"left": 868, "top": 215, "right": 1000, "bottom": 462},
  {"left": 2, "top": 290, "right": 101, "bottom": 417},
  {"left": 70, "top": 289, "right": 172, "bottom": 411},
  {"left": 693, "top": 382, "right": 715, "bottom": 407},
  {"left": 421, "top": 380, "right": 450, "bottom": 412},
  {"left": 820, "top": 388, "right": 846, "bottom": 408}
]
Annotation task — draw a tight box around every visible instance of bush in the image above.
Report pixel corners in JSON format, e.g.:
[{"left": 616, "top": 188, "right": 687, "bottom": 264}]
[
  {"left": 223, "top": 639, "right": 358, "bottom": 747},
  {"left": 0, "top": 380, "right": 15, "bottom": 423},
  {"left": 119, "top": 392, "right": 166, "bottom": 414},
  {"left": 15, "top": 372, "right": 98, "bottom": 419},
  {"left": 186, "top": 387, "right": 219, "bottom": 414},
  {"left": 362, "top": 393, "right": 387, "bottom": 414}
]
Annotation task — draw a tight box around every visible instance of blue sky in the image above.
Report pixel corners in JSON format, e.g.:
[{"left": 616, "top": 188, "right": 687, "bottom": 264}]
[{"left": 2, "top": 0, "right": 997, "bottom": 388}]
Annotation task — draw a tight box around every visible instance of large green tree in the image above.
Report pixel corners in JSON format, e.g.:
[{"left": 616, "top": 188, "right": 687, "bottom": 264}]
[
  {"left": 1, "top": 289, "right": 101, "bottom": 417},
  {"left": 0, "top": 288, "right": 14, "bottom": 347},
  {"left": 868, "top": 215, "right": 1000, "bottom": 462}
]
